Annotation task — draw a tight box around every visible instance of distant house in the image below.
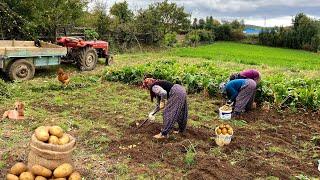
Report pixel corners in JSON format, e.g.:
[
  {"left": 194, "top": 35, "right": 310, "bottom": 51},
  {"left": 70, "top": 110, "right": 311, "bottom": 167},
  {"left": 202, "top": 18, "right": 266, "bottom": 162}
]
[{"left": 243, "top": 28, "right": 262, "bottom": 35}]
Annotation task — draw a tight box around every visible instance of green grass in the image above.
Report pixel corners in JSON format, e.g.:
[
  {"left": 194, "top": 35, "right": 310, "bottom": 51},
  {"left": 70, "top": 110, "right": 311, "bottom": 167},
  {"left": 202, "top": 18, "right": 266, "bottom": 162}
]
[
  {"left": 0, "top": 43, "right": 319, "bottom": 178},
  {"left": 172, "top": 42, "right": 320, "bottom": 70}
]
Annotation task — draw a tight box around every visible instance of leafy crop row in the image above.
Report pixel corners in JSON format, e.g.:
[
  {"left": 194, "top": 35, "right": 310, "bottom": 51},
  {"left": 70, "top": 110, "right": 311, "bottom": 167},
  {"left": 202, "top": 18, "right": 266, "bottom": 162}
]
[{"left": 104, "top": 60, "right": 320, "bottom": 110}]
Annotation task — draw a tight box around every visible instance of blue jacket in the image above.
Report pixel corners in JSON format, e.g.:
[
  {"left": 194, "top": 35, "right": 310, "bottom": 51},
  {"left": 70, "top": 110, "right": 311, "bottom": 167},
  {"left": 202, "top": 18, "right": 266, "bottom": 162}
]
[{"left": 225, "top": 79, "right": 247, "bottom": 101}]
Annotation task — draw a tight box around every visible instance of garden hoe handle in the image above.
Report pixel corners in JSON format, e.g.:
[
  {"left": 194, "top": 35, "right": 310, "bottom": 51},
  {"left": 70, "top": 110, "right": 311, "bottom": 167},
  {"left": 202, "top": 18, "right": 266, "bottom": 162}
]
[
  {"left": 136, "top": 118, "right": 150, "bottom": 130},
  {"left": 136, "top": 111, "right": 157, "bottom": 130}
]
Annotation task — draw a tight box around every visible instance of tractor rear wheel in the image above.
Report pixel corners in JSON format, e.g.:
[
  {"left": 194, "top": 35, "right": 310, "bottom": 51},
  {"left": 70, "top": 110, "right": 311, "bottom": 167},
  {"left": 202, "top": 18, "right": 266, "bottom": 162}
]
[
  {"left": 7, "top": 59, "right": 35, "bottom": 81},
  {"left": 77, "top": 47, "right": 98, "bottom": 71}
]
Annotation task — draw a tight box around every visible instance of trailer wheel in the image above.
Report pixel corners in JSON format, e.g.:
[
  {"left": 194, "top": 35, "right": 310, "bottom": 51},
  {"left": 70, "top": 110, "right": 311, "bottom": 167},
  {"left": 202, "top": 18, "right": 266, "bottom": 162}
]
[
  {"left": 78, "top": 47, "right": 98, "bottom": 71},
  {"left": 7, "top": 59, "right": 35, "bottom": 81}
]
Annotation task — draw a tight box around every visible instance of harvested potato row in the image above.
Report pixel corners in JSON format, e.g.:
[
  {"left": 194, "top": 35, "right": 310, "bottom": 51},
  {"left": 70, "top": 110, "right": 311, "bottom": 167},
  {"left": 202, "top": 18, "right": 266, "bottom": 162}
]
[
  {"left": 7, "top": 163, "right": 81, "bottom": 180},
  {"left": 216, "top": 124, "right": 233, "bottom": 135},
  {"left": 34, "top": 126, "right": 69, "bottom": 145}
]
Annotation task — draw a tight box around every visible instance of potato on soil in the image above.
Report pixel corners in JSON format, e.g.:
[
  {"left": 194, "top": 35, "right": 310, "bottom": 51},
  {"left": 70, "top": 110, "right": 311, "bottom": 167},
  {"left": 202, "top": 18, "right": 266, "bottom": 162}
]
[
  {"left": 58, "top": 134, "right": 70, "bottom": 145},
  {"left": 49, "top": 136, "right": 59, "bottom": 145},
  {"left": 49, "top": 126, "right": 64, "bottom": 138},
  {"left": 35, "top": 126, "right": 50, "bottom": 142},
  {"left": 6, "top": 174, "right": 19, "bottom": 180},
  {"left": 35, "top": 176, "right": 47, "bottom": 180},
  {"left": 68, "top": 171, "right": 81, "bottom": 180},
  {"left": 19, "top": 172, "right": 35, "bottom": 180},
  {"left": 31, "top": 165, "right": 52, "bottom": 177},
  {"left": 10, "top": 162, "right": 27, "bottom": 175},
  {"left": 53, "top": 163, "right": 73, "bottom": 178},
  {"left": 221, "top": 128, "right": 228, "bottom": 135}
]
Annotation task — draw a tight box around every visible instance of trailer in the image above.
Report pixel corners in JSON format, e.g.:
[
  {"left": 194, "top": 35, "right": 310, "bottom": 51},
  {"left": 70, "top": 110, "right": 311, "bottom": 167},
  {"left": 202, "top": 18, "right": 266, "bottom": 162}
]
[{"left": 0, "top": 40, "right": 67, "bottom": 80}]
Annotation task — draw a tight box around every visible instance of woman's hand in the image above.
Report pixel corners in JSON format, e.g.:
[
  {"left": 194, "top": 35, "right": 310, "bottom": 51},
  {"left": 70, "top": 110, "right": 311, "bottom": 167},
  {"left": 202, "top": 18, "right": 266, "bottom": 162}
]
[{"left": 160, "top": 101, "right": 165, "bottom": 109}]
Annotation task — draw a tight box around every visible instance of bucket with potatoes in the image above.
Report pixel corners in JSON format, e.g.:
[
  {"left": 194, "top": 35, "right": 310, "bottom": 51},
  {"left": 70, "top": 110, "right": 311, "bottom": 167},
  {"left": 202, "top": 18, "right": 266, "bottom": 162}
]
[
  {"left": 215, "top": 124, "right": 234, "bottom": 146},
  {"left": 5, "top": 126, "right": 82, "bottom": 180}
]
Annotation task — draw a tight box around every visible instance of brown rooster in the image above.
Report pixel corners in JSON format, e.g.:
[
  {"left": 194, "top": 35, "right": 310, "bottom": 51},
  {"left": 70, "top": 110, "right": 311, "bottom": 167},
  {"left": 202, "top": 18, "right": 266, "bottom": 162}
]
[{"left": 57, "top": 68, "right": 70, "bottom": 87}]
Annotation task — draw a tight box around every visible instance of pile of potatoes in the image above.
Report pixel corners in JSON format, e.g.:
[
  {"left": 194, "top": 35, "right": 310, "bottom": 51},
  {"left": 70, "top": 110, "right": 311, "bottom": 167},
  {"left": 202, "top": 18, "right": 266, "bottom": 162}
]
[
  {"left": 6, "top": 162, "right": 81, "bottom": 180},
  {"left": 35, "top": 126, "right": 69, "bottom": 145},
  {"left": 215, "top": 124, "right": 233, "bottom": 136}
]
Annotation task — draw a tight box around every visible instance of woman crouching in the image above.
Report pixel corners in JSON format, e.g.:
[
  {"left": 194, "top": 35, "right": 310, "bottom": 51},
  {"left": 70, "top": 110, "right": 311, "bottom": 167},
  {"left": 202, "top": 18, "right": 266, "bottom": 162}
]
[
  {"left": 143, "top": 78, "right": 188, "bottom": 139},
  {"left": 220, "top": 79, "right": 257, "bottom": 115}
]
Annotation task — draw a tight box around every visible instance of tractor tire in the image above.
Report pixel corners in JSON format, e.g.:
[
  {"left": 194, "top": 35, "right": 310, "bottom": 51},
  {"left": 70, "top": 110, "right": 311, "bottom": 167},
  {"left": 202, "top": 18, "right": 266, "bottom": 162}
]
[
  {"left": 77, "top": 47, "right": 98, "bottom": 71},
  {"left": 7, "top": 59, "right": 35, "bottom": 81}
]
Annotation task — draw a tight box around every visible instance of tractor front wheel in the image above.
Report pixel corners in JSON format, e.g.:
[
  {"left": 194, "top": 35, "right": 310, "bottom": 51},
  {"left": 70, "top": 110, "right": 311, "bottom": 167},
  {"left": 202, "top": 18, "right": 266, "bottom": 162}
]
[
  {"left": 77, "top": 47, "right": 98, "bottom": 71},
  {"left": 7, "top": 59, "right": 35, "bottom": 81}
]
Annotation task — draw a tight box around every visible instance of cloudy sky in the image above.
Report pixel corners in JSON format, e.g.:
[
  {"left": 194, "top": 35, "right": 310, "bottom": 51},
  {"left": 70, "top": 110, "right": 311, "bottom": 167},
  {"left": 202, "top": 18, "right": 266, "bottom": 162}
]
[{"left": 94, "top": 0, "right": 320, "bottom": 27}]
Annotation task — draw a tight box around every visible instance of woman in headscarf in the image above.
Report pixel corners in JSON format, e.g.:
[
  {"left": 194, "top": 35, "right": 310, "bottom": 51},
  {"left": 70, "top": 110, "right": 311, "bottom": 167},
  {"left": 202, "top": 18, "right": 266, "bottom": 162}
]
[
  {"left": 142, "top": 78, "right": 188, "bottom": 139},
  {"left": 220, "top": 78, "right": 257, "bottom": 115},
  {"left": 229, "top": 69, "right": 261, "bottom": 83}
]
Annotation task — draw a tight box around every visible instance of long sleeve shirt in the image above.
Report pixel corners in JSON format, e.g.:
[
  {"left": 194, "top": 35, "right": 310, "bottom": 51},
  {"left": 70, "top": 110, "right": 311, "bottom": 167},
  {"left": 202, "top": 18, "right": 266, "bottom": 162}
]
[
  {"left": 225, "top": 79, "right": 247, "bottom": 102},
  {"left": 150, "top": 85, "right": 167, "bottom": 115}
]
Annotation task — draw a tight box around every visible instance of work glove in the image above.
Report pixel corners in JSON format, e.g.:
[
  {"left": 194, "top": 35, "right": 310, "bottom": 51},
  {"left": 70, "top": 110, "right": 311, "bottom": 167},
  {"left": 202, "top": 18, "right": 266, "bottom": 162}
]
[{"left": 148, "top": 112, "right": 155, "bottom": 121}]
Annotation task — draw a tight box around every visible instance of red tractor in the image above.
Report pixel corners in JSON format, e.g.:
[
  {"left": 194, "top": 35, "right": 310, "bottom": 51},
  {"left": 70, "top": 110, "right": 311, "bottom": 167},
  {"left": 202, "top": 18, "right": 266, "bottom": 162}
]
[{"left": 56, "top": 27, "right": 111, "bottom": 71}]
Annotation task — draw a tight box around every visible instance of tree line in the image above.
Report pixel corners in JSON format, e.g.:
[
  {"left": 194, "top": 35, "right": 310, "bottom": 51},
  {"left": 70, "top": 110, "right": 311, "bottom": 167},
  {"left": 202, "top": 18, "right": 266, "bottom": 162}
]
[
  {"left": 259, "top": 13, "right": 320, "bottom": 52},
  {"left": 0, "top": 1, "right": 319, "bottom": 52}
]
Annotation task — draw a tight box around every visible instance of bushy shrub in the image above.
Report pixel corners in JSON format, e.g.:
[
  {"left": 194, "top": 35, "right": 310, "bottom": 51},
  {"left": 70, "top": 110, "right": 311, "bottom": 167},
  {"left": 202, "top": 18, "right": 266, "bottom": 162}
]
[
  {"left": 185, "top": 30, "right": 200, "bottom": 46},
  {"left": 163, "top": 32, "right": 178, "bottom": 47},
  {"left": 84, "top": 29, "right": 99, "bottom": 40}
]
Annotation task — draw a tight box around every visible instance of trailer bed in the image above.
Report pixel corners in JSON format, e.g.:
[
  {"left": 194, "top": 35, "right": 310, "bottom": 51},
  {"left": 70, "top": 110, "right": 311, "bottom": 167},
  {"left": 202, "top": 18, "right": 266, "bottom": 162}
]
[{"left": 0, "top": 40, "right": 67, "bottom": 58}]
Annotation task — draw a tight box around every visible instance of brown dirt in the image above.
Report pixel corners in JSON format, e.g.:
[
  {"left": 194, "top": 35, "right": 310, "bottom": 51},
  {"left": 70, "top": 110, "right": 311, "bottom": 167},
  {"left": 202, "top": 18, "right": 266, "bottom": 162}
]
[{"left": 107, "top": 109, "right": 320, "bottom": 179}]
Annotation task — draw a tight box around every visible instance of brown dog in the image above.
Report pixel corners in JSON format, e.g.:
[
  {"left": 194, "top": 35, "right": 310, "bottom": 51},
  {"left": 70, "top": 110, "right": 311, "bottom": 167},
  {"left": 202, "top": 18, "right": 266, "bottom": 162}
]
[{"left": 2, "top": 101, "right": 25, "bottom": 120}]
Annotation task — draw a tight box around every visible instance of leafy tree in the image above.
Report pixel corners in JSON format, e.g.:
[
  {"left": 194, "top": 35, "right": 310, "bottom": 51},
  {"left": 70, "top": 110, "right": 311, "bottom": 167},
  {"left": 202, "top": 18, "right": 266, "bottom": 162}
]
[{"left": 110, "top": 1, "right": 133, "bottom": 23}]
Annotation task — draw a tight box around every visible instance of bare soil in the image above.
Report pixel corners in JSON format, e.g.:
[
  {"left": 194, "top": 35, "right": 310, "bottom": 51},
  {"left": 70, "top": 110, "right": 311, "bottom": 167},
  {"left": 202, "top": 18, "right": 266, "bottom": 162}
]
[{"left": 107, "top": 109, "right": 320, "bottom": 179}]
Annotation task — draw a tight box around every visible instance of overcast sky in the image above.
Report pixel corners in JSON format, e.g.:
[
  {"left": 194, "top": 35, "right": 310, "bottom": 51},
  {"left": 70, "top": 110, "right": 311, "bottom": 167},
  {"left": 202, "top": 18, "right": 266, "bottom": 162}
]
[{"left": 94, "top": 0, "right": 320, "bottom": 27}]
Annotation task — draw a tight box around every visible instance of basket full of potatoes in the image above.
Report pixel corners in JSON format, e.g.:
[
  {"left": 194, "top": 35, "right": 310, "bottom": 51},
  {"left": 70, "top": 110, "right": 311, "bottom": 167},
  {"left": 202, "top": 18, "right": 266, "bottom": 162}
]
[
  {"left": 28, "top": 126, "right": 76, "bottom": 171},
  {"left": 6, "top": 162, "right": 81, "bottom": 180},
  {"left": 215, "top": 124, "right": 234, "bottom": 146}
]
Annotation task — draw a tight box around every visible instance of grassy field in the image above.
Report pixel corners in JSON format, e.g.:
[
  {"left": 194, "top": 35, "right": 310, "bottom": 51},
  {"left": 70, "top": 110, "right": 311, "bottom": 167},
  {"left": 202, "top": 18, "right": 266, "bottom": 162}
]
[
  {"left": 173, "top": 42, "right": 320, "bottom": 70},
  {"left": 0, "top": 43, "right": 319, "bottom": 179}
]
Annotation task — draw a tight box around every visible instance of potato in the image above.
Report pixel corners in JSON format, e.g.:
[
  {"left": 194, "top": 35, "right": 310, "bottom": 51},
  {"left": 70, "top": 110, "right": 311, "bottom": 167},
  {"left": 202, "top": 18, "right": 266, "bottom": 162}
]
[
  {"left": 53, "top": 163, "right": 73, "bottom": 178},
  {"left": 227, "top": 129, "right": 233, "bottom": 135},
  {"left": 31, "top": 165, "right": 52, "bottom": 177},
  {"left": 35, "top": 176, "right": 47, "bottom": 180},
  {"left": 10, "top": 162, "right": 27, "bottom": 175},
  {"left": 49, "top": 136, "right": 59, "bottom": 145},
  {"left": 68, "top": 171, "right": 81, "bottom": 180},
  {"left": 221, "top": 128, "right": 228, "bottom": 135},
  {"left": 58, "top": 134, "right": 70, "bottom": 145},
  {"left": 54, "top": 178, "right": 66, "bottom": 180},
  {"left": 35, "top": 126, "right": 50, "bottom": 142},
  {"left": 219, "top": 124, "right": 225, "bottom": 129},
  {"left": 6, "top": 174, "right": 19, "bottom": 180},
  {"left": 225, "top": 124, "right": 231, "bottom": 130},
  {"left": 49, "top": 126, "right": 64, "bottom": 138},
  {"left": 19, "top": 172, "right": 35, "bottom": 180},
  {"left": 216, "top": 128, "right": 222, "bottom": 135}
]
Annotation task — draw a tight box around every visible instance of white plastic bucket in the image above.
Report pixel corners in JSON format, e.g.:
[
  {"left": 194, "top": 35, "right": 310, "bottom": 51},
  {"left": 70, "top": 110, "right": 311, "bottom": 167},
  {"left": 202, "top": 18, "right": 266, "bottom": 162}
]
[{"left": 219, "top": 106, "right": 232, "bottom": 120}]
